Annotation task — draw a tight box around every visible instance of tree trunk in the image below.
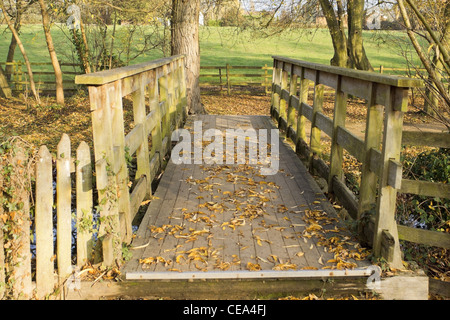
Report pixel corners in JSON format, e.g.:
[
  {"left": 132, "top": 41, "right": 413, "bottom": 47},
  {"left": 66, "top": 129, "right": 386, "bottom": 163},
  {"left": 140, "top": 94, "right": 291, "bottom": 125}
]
[
  {"left": 171, "top": 0, "right": 205, "bottom": 114},
  {"left": 5, "top": 0, "right": 22, "bottom": 81},
  {"left": 38, "top": 0, "right": 64, "bottom": 105},
  {"left": 319, "top": 0, "right": 372, "bottom": 70},
  {"left": 318, "top": 0, "right": 348, "bottom": 67},
  {"left": 0, "top": 66, "right": 12, "bottom": 98},
  {"left": 0, "top": 0, "right": 40, "bottom": 103},
  {"left": 347, "top": 0, "right": 373, "bottom": 71}
]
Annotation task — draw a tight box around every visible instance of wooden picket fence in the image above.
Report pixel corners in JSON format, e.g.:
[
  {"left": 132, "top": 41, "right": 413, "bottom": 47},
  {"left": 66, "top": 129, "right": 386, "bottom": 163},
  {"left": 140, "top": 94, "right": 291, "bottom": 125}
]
[
  {"left": 271, "top": 56, "right": 450, "bottom": 267},
  {"left": 0, "top": 55, "right": 187, "bottom": 299}
]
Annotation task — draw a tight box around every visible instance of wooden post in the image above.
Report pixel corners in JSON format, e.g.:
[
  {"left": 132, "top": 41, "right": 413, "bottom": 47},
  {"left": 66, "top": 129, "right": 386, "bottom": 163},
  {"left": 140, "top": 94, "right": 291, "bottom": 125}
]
[
  {"left": 263, "top": 64, "right": 269, "bottom": 94},
  {"left": 226, "top": 64, "right": 231, "bottom": 95},
  {"left": 358, "top": 83, "right": 384, "bottom": 221},
  {"left": 159, "top": 65, "right": 171, "bottom": 157},
  {"left": 271, "top": 60, "right": 281, "bottom": 118},
  {"left": 76, "top": 141, "right": 93, "bottom": 267},
  {"left": 109, "top": 81, "right": 132, "bottom": 244},
  {"left": 296, "top": 68, "right": 309, "bottom": 151},
  {"left": 179, "top": 57, "right": 188, "bottom": 120},
  {"left": 35, "top": 146, "right": 55, "bottom": 299},
  {"left": 95, "top": 158, "right": 121, "bottom": 266},
  {"left": 167, "top": 61, "right": 176, "bottom": 127},
  {"left": 279, "top": 65, "right": 289, "bottom": 130},
  {"left": 56, "top": 134, "right": 73, "bottom": 281},
  {"left": 149, "top": 70, "right": 163, "bottom": 164},
  {"left": 219, "top": 67, "right": 223, "bottom": 93},
  {"left": 287, "top": 64, "right": 298, "bottom": 139},
  {"left": 89, "top": 84, "right": 123, "bottom": 263},
  {"left": 309, "top": 71, "right": 324, "bottom": 169},
  {"left": 8, "top": 143, "right": 32, "bottom": 299},
  {"left": 132, "top": 74, "right": 152, "bottom": 197},
  {"left": 328, "top": 75, "right": 348, "bottom": 192},
  {"left": 373, "top": 87, "right": 407, "bottom": 269}
]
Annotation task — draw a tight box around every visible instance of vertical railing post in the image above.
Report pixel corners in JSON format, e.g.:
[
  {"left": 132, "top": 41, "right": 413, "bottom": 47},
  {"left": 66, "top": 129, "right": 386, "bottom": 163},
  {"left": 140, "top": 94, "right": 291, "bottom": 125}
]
[
  {"left": 271, "top": 59, "right": 281, "bottom": 119},
  {"left": 149, "top": 69, "right": 163, "bottom": 167},
  {"left": 328, "top": 75, "right": 348, "bottom": 192},
  {"left": 226, "top": 64, "right": 231, "bottom": 95},
  {"left": 159, "top": 65, "right": 171, "bottom": 157},
  {"left": 309, "top": 70, "right": 324, "bottom": 170},
  {"left": 279, "top": 64, "right": 289, "bottom": 130},
  {"left": 111, "top": 81, "right": 132, "bottom": 244},
  {"left": 295, "top": 67, "right": 309, "bottom": 152},
  {"left": 287, "top": 64, "right": 298, "bottom": 139},
  {"left": 89, "top": 84, "right": 123, "bottom": 264},
  {"left": 373, "top": 87, "right": 408, "bottom": 268},
  {"left": 358, "top": 83, "right": 383, "bottom": 221},
  {"left": 132, "top": 74, "right": 152, "bottom": 197}
]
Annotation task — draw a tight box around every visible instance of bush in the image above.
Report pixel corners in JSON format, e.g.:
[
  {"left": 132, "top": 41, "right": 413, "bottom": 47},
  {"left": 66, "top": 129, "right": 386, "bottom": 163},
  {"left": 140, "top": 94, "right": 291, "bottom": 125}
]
[{"left": 400, "top": 148, "right": 450, "bottom": 232}]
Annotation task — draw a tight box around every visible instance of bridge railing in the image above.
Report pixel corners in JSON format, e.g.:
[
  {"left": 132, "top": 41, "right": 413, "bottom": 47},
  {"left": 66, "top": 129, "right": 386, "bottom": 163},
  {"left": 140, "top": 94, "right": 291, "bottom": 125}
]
[
  {"left": 270, "top": 55, "right": 450, "bottom": 266},
  {"left": 75, "top": 55, "right": 187, "bottom": 265}
]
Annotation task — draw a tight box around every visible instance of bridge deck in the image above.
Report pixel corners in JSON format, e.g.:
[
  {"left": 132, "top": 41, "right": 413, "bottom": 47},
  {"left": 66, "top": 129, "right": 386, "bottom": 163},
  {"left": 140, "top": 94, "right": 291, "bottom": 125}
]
[{"left": 122, "top": 115, "right": 371, "bottom": 279}]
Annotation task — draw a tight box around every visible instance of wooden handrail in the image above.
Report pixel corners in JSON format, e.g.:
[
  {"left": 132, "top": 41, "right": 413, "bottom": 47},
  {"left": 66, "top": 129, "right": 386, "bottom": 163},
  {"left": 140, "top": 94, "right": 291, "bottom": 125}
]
[
  {"left": 76, "top": 55, "right": 185, "bottom": 85},
  {"left": 75, "top": 55, "right": 188, "bottom": 265},
  {"left": 270, "top": 56, "right": 440, "bottom": 268}
]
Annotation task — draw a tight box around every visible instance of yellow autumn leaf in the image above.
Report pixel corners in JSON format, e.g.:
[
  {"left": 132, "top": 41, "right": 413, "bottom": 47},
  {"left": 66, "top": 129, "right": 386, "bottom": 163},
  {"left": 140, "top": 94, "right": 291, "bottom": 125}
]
[{"left": 247, "top": 262, "right": 262, "bottom": 271}]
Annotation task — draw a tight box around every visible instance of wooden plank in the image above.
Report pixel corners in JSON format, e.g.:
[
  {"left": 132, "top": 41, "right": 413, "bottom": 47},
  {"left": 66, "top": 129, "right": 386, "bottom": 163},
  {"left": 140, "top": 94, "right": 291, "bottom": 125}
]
[
  {"left": 373, "top": 86, "right": 404, "bottom": 268},
  {"left": 336, "top": 126, "right": 365, "bottom": 162},
  {"left": 397, "top": 225, "right": 450, "bottom": 248},
  {"left": 7, "top": 144, "right": 33, "bottom": 299},
  {"left": 35, "top": 146, "right": 55, "bottom": 299},
  {"left": 309, "top": 74, "right": 324, "bottom": 162},
  {"left": 126, "top": 268, "right": 372, "bottom": 280},
  {"left": 132, "top": 77, "right": 151, "bottom": 196},
  {"left": 358, "top": 85, "right": 384, "bottom": 221},
  {"left": 76, "top": 142, "right": 94, "bottom": 267},
  {"left": 95, "top": 158, "right": 121, "bottom": 266},
  {"left": 56, "top": 134, "right": 73, "bottom": 280},
  {"left": 328, "top": 76, "right": 347, "bottom": 191},
  {"left": 400, "top": 179, "right": 450, "bottom": 198},
  {"left": 272, "top": 56, "right": 423, "bottom": 88},
  {"left": 75, "top": 55, "right": 185, "bottom": 85},
  {"left": 278, "top": 68, "right": 289, "bottom": 129},
  {"left": 402, "top": 131, "right": 450, "bottom": 148},
  {"left": 271, "top": 62, "right": 281, "bottom": 119},
  {"left": 125, "top": 124, "right": 144, "bottom": 156},
  {"left": 110, "top": 81, "right": 133, "bottom": 244},
  {"left": 130, "top": 176, "right": 148, "bottom": 221},
  {"left": 314, "top": 112, "right": 333, "bottom": 138},
  {"left": 287, "top": 65, "right": 298, "bottom": 139}
]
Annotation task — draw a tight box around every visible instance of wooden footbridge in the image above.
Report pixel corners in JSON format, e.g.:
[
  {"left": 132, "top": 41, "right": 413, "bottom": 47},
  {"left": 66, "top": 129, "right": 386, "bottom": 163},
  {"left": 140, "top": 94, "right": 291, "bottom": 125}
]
[
  {"left": 71, "top": 54, "right": 442, "bottom": 299},
  {"left": 7, "top": 54, "right": 447, "bottom": 300}
]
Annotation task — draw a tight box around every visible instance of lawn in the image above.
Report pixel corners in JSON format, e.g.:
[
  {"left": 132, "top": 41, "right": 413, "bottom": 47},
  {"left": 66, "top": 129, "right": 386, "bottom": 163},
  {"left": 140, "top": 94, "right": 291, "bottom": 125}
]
[{"left": 0, "top": 25, "right": 418, "bottom": 69}]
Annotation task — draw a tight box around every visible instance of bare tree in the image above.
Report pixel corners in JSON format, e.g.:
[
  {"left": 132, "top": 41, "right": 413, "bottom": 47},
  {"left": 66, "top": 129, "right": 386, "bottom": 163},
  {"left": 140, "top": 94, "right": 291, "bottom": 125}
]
[
  {"left": 397, "top": 0, "right": 450, "bottom": 130},
  {"left": 38, "top": 0, "right": 64, "bottom": 105},
  {"left": 0, "top": 0, "right": 40, "bottom": 102}
]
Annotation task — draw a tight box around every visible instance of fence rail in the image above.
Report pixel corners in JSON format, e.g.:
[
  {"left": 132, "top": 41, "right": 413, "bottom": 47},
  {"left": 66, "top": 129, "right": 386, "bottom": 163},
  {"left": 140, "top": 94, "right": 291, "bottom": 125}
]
[
  {"left": 270, "top": 56, "right": 450, "bottom": 267},
  {"left": 0, "top": 61, "right": 82, "bottom": 92},
  {"left": 0, "top": 55, "right": 187, "bottom": 299},
  {"left": 200, "top": 64, "right": 272, "bottom": 94}
]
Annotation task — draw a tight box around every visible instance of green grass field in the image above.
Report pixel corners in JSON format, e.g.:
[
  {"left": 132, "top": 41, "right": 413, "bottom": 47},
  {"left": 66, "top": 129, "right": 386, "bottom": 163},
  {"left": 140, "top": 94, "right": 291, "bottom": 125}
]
[{"left": 0, "top": 25, "right": 418, "bottom": 69}]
